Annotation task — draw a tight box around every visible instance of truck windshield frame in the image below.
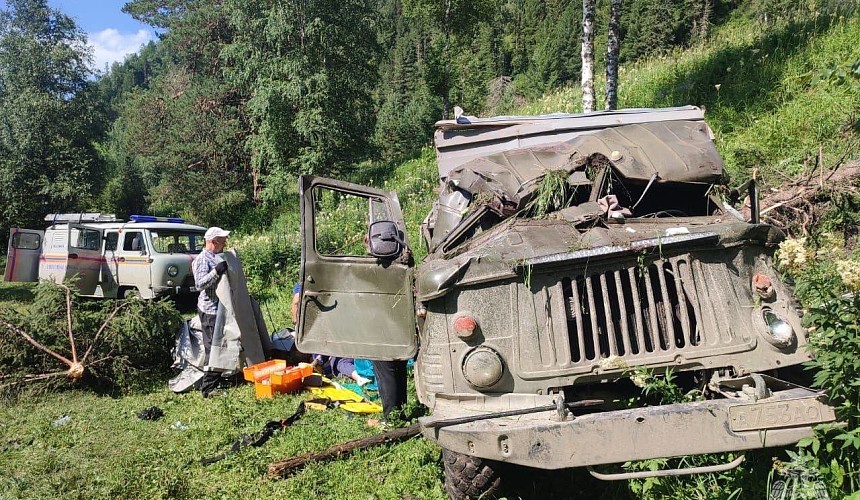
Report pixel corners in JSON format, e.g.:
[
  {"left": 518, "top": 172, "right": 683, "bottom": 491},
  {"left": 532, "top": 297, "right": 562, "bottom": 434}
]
[{"left": 149, "top": 230, "right": 206, "bottom": 254}]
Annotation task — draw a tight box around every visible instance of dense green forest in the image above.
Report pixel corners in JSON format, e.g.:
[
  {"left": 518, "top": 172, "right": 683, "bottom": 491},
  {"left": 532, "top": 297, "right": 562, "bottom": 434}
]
[{"left": 4, "top": 0, "right": 848, "bottom": 234}]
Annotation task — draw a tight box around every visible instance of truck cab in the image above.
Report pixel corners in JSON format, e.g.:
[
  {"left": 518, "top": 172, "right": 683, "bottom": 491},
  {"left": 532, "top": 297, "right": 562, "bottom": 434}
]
[{"left": 4, "top": 213, "right": 206, "bottom": 299}]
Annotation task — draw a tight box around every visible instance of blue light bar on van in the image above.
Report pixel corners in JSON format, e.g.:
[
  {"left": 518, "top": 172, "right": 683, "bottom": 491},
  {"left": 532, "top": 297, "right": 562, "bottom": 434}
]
[{"left": 129, "top": 215, "right": 185, "bottom": 223}]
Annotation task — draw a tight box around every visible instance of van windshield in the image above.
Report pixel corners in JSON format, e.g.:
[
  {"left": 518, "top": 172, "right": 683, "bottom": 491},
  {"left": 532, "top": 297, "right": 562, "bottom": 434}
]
[{"left": 149, "top": 231, "right": 206, "bottom": 254}]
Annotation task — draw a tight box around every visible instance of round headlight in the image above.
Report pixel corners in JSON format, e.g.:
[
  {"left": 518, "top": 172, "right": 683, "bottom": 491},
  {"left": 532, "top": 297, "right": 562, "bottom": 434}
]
[
  {"left": 762, "top": 309, "right": 795, "bottom": 348},
  {"left": 167, "top": 265, "right": 179, "bottom": 277},
  {"left": 462, "top": 347, "right": 504, "bottom": 389}
]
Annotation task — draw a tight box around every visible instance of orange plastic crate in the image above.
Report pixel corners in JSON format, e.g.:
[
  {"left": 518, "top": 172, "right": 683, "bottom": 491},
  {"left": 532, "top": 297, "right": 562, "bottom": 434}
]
[
  {"left": 271, "top": 365, "right": 313, "bottom": 394},
  {"left": 255, "top": 379, "right": 276, "bottom": 398},
  {"left": 243, "top": 359, "right": 287, "bottom": 382}
]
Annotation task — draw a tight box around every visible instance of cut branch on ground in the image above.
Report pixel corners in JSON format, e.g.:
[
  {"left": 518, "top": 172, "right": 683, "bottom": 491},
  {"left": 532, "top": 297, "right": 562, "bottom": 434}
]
[
  {"left": 0, "top": 281, "right": 180, "bottom": 394},
  {"left": 268, "top": 423, "right": 421, "bottom": 478}
]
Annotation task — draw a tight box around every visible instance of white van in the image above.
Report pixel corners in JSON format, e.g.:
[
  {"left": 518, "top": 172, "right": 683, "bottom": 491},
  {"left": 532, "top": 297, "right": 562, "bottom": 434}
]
[{"left": 3, "top": 213, "right": 207, "bottom": 299}]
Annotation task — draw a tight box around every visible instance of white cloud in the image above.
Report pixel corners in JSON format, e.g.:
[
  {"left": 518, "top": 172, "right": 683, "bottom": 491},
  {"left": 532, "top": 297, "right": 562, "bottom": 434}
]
[{"left": 88, "top": 28, "right": 153, "bottom": 72}]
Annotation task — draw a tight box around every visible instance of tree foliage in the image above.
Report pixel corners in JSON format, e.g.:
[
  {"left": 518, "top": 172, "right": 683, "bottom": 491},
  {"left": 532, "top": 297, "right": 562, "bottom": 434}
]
[
  {"left": 222, "top": 0, "right": 381, "bottom": 206},
  {"left": 0, "top": 0, "right": 800, "bottom": 232},
  {"left": 0, "top": 0, "right": 106, "bottom": 231},
  {"left": 101, "top": 0, "right": 250, "bottom": 226}
]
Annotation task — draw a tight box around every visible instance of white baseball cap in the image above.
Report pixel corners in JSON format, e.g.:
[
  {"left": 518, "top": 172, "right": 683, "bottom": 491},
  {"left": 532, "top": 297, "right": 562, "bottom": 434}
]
[{"left": 204, "top": 227, "right": 231, "bottom": 240}]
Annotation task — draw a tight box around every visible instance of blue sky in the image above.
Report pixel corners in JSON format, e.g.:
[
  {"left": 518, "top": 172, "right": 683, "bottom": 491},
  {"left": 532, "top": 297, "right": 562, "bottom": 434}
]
[{"left": 1, "top": 0, "right": 157, "bottom": 72}]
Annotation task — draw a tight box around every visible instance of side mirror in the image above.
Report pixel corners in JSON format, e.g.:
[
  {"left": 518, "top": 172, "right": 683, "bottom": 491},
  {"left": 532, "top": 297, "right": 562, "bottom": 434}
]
[{"left": 367, "top": 221, "right": 405, "bottom": 259}]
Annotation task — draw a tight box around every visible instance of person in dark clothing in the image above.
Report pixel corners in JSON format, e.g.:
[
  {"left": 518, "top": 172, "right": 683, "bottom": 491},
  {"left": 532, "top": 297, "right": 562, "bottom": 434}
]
[{"left": 372, "top": 359, "right": 408, "bottom": 419}]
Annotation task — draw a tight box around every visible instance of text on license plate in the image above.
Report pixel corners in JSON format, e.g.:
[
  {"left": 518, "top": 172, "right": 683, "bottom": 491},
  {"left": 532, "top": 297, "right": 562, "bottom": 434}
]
[{"left": 728, "top": 398, "right": 835, "bottom": 432}]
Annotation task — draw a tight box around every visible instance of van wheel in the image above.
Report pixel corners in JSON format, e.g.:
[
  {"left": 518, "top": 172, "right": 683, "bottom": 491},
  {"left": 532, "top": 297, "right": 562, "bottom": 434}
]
[
  {"left": 122, "top": 288, "right": 141, "bottom": 300},
  {"left": 442, "top": 449, "right": 502, "bottom": 500}
]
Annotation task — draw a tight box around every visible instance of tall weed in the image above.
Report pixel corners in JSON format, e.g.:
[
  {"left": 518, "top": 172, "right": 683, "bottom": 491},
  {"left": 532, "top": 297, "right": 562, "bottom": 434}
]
[{"left": 776, "top": 233, "right": 860, "bottom": 497}]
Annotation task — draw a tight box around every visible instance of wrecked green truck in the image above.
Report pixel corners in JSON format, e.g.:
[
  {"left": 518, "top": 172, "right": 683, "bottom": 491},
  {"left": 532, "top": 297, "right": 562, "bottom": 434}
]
[{"left": 294, "top": 106, "right": 836, "bottom": 498}]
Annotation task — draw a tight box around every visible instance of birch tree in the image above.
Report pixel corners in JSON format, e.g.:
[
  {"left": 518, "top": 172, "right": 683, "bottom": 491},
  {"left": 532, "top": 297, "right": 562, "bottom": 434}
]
[
  {"left": 605, "top": 0, "right": 622, "bottom": 110},
  {"left": 580, "top": 0, "right": 595, "bottom": 112}
]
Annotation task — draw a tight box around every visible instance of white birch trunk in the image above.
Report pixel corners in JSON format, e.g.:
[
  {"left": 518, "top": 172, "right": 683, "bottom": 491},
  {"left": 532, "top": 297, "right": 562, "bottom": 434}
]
[
  {"left": 581, "top": 0, "right": 596, "bottom": 113},
  {"left": 605, "top": 0, "right": 622, "bottom": 110}
]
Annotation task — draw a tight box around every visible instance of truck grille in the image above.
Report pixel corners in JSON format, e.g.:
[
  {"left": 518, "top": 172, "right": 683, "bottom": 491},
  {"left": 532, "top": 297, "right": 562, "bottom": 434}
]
[
  {"left": 562, "top": 255, "right": 700, "bottom": 362},
  {"left": 514, "top": 249, "right": 758, "bottom": 378}
]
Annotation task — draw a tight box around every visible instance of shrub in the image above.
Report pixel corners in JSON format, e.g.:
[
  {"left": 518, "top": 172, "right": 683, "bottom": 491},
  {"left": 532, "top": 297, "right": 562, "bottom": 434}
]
[
  {"left": 230, "top": 232, "right": 301, "bottom": 297},
  {"left": 775, "top": 235, "right": 860, "bottom": 497},
  {"left": 795, "top": 294, "right": 860, "bottom": 497}
]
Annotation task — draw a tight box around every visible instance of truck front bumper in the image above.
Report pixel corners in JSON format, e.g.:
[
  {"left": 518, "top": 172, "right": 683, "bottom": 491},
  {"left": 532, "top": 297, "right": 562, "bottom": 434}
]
[{"left": 420, "top": 387, "right": 836, "bottom": 469}]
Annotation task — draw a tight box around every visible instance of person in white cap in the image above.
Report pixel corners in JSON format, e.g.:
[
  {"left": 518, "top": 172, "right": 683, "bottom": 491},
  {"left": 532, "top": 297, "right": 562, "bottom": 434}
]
[{"left": 192, "top": 226, "right": 231, "bottom": 395}]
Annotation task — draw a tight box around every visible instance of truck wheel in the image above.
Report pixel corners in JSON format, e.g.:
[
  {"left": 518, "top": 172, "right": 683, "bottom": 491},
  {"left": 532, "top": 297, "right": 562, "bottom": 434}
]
[
  {"left": 122, "top": 288, "right": 141, "bottom": 300},
  {"left": 442, "top": 449, "right": 502, "bottom": 500}
]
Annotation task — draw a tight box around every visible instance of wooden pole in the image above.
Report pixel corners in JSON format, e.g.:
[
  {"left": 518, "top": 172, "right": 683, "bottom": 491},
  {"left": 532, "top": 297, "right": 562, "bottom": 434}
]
[{"left": 268, "top": 423, "right": 421, "bottom": 478}]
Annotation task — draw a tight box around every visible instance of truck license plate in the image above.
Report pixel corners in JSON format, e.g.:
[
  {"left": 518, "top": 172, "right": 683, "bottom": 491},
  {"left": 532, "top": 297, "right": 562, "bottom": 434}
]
[{"left": 729, "top": 398, "right": 835, "bottom": 432}]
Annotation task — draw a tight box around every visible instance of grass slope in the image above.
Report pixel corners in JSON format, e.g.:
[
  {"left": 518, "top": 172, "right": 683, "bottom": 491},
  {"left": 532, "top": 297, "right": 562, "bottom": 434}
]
[{"left": 523, "top": 11, "right": 860, "bottom": 185}]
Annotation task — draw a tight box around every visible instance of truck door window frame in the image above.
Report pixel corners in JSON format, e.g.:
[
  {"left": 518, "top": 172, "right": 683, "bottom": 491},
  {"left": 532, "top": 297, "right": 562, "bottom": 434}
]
[{"left": 312, "top": 186, "right": 387, "bottom": 258}]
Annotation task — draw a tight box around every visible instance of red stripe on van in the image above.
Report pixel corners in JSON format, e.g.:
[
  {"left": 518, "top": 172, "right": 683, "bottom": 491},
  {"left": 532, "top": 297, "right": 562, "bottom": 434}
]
[{"left": 5, "top": 229, "right": 18, "bottom": 280}]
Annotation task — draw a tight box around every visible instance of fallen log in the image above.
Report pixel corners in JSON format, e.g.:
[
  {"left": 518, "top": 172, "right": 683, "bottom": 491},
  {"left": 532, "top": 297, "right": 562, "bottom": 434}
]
[{"left": 267, "top": 422, "right": 421, "bottom": 478}]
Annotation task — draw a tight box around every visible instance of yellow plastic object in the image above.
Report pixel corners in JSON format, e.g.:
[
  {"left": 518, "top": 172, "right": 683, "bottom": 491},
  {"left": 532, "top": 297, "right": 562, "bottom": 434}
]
[
  {"left": 339, "top": 401, "right": 383, "bottom": 414},
  {"left": 305, "top": 381, "right": 382, "bottom": 414}
]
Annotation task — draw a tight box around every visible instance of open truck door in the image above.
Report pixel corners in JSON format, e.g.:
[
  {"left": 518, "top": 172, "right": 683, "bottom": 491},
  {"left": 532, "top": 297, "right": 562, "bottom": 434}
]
[
  {"left": 297, "top": 176, "right": 417, "bottom": 360},
  {"left": 3, "top": 229, "right": 44, "bottom": 282}
]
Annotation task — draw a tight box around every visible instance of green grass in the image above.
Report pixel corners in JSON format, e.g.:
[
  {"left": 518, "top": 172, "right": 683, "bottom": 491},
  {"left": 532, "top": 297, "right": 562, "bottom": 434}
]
[
  {"left": 0, "top": 282, "right": 35, "bottom": 311},
  {"left": 0, "top": 380, "right": 445, "bottom": 499}
]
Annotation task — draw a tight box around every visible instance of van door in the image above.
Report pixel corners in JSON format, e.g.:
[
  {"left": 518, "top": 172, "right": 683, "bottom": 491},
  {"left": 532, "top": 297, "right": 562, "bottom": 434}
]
[
  {"left": 40, "top": 229, "right": 68, "bottom": 283},
  {"left": 100, "top": 231, "right": 120, "bottom": 297},
  {"left": 3, "top": 228, "right": 44, "bottom": 282},
  {"left": 115, "top": 229, "right": 152, "bottom": 298},
  {"left": 297, "top": 176, "right": 417, "bottom": 360},
  {"left": 66, "top": 225, "right": 104, "bottom": 295}
]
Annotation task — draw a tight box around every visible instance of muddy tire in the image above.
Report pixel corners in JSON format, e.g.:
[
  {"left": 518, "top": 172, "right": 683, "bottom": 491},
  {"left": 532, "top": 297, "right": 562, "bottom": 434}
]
[
  {"left": 442, "top": 449, "right": 502, "bottom": 500},
  {"left": 122, "top": 287, "right": 141, "bottom": 300}
]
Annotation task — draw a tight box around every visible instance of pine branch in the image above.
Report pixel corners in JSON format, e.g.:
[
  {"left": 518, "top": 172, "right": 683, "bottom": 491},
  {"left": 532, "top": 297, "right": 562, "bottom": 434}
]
[
  {"left": 0, "top": 315, "right": 74, "bottom": 367},
  {"left": 81, "top": 302, "right": 129, "bottom": 364}
]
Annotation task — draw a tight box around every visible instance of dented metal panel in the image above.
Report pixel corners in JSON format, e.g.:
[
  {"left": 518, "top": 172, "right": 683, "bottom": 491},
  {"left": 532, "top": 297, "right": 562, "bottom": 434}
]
[
  {"left": 422, "top": 388, "right": 836, "bottom": 469},
  {"left": 434, "top": 106, "right": 710, "bottom": 177}
]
